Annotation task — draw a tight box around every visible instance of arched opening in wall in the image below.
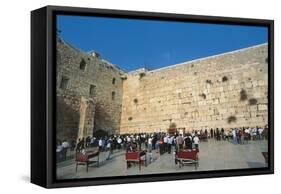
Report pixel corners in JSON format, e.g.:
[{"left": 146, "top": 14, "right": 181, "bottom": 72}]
[
  {"left": 92, "top": 103, "right": 115, "bottom": 136},
  {"left": 112, "top": 91, "right": 115, "bottom": 100},
  {"left": 79, "top": 58, "right": 87, "bottom": 70},
  {"left": 92, "top": 129, "right": 108, "bottom": 139},
  {"left": 59, "top": 76, "right": 69, "bottom": 90},
  {"left": 112, "top": 78, "right": 116, "bottom": 85},
  {"left": 89, "top": 85, "right": 96, "bottom": 96}
]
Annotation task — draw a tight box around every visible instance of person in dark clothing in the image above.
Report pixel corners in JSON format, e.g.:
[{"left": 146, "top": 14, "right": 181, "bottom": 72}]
[
  {"left": 76, "top": 138, "right": 81, "bottom": 152},
  {"left": 152, "top": 135, "right": 157, "bottom": 150},
  {"left": 76, "top": 138, "right": 85, "bottom": 151},
  {"left": 86, "top": 136, "right": 91, "bottom": 147},
  {"left": 216, "top": 128, "right": 220, "bottom": 141},
  {"left": 70, "top": 138, "right": 76, "bottom": 151},
  {"left": 210, "top": 128, "right": 214, "bottom": 138},
  {"left": 221, "top": 128, "right": 225, "bottom": 140},
  {"left": 184, "top": 136, "right": 193, "bottom": 149}
]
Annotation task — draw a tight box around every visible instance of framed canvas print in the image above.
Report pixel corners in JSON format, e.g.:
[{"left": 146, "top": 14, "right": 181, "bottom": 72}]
[{"left": 31, "top": 5, "right": 274, "bottom": 188}]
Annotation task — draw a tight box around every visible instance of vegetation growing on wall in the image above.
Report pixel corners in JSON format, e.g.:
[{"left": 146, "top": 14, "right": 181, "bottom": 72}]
[
  {"left": 133, "top": 98, "right": 138, "bottom": 104},
  {"left": 249, "top": 98, "right": 258, "bottom": 105},
  {"left": 199, "top": 93, "right": 207, "bottom": 99},
  {"left": 139, "top": 72, "right": 146, "bottom": 79},
  {"left": 240, "top": 89, "right": 248, "bottom": 101},
  {"left": 227, "top": 116, "right": 237, "bottom": 123},
  {"left": 222, "top": 76, "right": 228, "bottom": 82}
]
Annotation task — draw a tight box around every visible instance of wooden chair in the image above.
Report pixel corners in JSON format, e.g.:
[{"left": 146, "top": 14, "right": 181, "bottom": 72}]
[
  {"left": 125, "top": 151, "right": 146, "bottom": 170},
  {"left": 76, "top": 150, "right": 99, "bottom": 172},
  {"left": 175, "top": 149, "right": 199, "bottom": 169}
]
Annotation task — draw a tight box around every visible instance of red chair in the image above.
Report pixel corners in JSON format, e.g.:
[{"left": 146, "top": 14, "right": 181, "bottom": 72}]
[
  {"left": 125, "top": 151, "right": 146, "bottom": 170},
  {"left": 175, "top": 149, "right": 199, "bottom": 169},
  {"left": 76, "top": 151, "right": 99, "bottom": 172}
]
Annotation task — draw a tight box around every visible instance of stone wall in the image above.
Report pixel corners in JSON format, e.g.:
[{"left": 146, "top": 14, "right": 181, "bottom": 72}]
[
  {"left": 56, "top": 37, "right": 268, "bottom": 136},
  {"left": 56, "top": 94, "right": 81, "bottom": 140},
  {"left": 120, "top": 44, "right": 268, "bottom": 133},
  {"left": 56, "top": 38, "right": 125, "bottom": 139}
]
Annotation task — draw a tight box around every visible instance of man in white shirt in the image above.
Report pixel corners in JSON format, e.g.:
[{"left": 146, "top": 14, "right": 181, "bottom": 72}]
[
  {"left": 90, "top": 137, "right": 95, "bottom": 146},
  {"left": 148, "top": 137, "right": 152, "bottom": 152},
  {"left": 127, "top": 136, "right": 131, "bottom": 143},
  {"left": 56, "top": 144, "right": 63, "bottom": 153},
  {"left": 117, "top": 136, "right": 122, "bottom": 149},
  {"left": 62, "top": 140, "right": 69, "bottom": 149},
  {"left": 163, "top": 135, "right": 168, "bottom": 152},
  {"left": 258, "top": 127, "right": 264, "bottom": 140},
  {"left": 61, "top": 140, "right": 69, "bottom": 160},
  {"left": 117, "top": 136, "right": 122, "bottom": 144},
  {"left": 193, "top": 135, "right": 199, "bottom": 150},
  {"left": 232, "top": 128, "right": 237, "bottom": 144},
  {"left": 99, "top": 138, "right": 103, "bottom": 151}
]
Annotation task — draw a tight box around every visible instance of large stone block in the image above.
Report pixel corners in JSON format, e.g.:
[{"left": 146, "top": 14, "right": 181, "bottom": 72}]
[{"left": 258, "top": 104, "right": 267, "bottom": 111}]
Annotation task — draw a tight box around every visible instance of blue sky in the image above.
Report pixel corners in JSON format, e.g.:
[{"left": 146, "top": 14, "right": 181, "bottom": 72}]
[{"left": 57, "top": 15, "right": 268, "bottom": 72}]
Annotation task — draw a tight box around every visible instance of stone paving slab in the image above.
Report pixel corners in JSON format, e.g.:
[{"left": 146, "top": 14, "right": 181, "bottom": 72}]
[{"left": 57, "top": 139, "right": 268, "bottom": 179}]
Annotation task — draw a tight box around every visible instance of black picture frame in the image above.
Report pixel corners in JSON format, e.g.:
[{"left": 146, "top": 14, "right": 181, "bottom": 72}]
[{"left": 31, "top": 5, "right": 274, "bottom": 188}]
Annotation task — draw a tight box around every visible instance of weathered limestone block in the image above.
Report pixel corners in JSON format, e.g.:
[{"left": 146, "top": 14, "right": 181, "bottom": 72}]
[{"left": 258, "top": 104, "right": 267, "bottom": 111}]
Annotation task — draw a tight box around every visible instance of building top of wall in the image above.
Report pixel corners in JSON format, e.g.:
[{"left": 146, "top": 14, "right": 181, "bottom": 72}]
[
  {"left": 58, "top": 36, "right": 267, "bottom": 75},
  {"left": 88, "top": 50, "right": 101, "bottom": 58},
  {"left": 128, "top": 68, "right": 148, "bottom": 74},
  {"left": 58, "top": 37, "right": 82, "bottom": 53},
  {"left": 58, "top": 37, "right": 126, "bottom": 75},
  {"left": 143, "top": 43, "right": 268, "bottom": 74}
]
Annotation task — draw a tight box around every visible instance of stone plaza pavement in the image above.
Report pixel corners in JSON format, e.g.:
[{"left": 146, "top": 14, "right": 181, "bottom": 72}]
[{"left": 57, "top": 139, "right": 268, "bottom": 179}]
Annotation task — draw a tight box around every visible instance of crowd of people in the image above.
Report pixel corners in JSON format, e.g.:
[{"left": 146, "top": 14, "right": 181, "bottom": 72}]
[
  {"left": 74, "top": 132, "right": 199, "bottom": 154},
  {"left": 56, "top": 125, "right": 268, "bottom": 162},
  {"left": 208, "top": 126, "right": 268, "bottom": 144}
]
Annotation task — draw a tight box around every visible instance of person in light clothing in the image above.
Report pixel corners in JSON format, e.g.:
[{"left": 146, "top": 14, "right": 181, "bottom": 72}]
[
  {"left": 163, "top": 135, "right": 168, "bottom": 152},
  {"left": 62, "top": 140, "right": 69, "bottom": 149},
  {"left": 98, "top": 138, "right": 103, "bottom": 151},
  {"left": 193, "top": 135, "right": 200, "bottom": 150},
  {"left": 148, "top": 136, "right": 153, "bottom": 152},
  {"left": 232, "top": 128, "right": 238, "bottom": 144},
  {"left": 258, "top": 127, "right": 264, "bottom": 140},
  {"left": 176, "top": 134, "right": 184, "bottom": 150},
  {"left": 167, "top": 135, "right": 174, "bottom": 154},
  {"left": 106, "top": 138, "right": 112, "bottom": 160}
]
